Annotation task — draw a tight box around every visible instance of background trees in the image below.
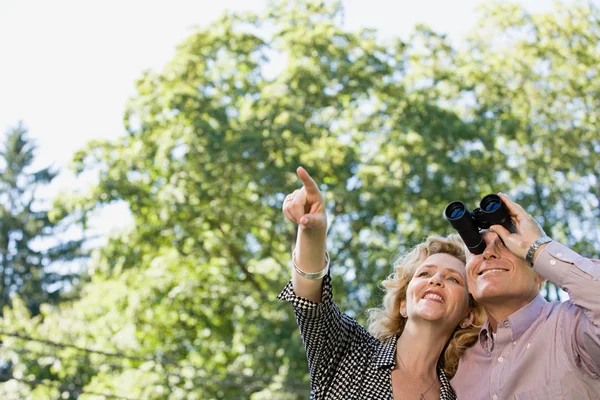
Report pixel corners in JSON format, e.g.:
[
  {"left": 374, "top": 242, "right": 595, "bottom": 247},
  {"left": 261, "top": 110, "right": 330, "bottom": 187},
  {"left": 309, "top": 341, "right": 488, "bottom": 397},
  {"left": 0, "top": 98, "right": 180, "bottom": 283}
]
[
  {"left": 0, "top": 123, "right": 87, "bottom": 316},
  {"left": 0, "top": 1, "right": 598, "bottom": 398}
]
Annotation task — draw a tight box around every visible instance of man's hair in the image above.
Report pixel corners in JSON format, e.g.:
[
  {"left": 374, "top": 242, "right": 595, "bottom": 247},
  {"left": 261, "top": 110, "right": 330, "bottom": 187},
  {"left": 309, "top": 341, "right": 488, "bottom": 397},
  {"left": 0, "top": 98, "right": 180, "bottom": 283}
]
[{"left": 367, "top": 234, "right": 485, "bottom": 378}]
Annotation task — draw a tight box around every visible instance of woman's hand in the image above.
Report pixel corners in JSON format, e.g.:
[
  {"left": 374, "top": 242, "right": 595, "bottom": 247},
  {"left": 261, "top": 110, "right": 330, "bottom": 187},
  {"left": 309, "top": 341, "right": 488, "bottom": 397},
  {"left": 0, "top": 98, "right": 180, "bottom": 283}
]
[
  {"left": 489, "top": 193, "right": 546, "bottom": 260},
  {"left": 284, "top": 167, "right": 328, "bottom": 301},
  {"left": 282, "top": 167, "right": 327, "bottom": 232}
]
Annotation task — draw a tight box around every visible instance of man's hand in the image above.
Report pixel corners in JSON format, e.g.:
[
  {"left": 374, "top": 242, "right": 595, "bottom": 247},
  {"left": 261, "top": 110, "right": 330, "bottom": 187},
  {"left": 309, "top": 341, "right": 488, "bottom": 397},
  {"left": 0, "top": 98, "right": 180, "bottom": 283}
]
[{"left": 489, "top": 193, "right": 546, "bottom": 260}]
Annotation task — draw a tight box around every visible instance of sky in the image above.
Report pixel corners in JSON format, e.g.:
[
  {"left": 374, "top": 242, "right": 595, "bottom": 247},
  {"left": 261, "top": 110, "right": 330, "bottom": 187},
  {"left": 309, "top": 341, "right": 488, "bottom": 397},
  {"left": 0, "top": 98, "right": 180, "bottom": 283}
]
[{"left": 0, "top": 0, "right": 585, "bottom": 238}]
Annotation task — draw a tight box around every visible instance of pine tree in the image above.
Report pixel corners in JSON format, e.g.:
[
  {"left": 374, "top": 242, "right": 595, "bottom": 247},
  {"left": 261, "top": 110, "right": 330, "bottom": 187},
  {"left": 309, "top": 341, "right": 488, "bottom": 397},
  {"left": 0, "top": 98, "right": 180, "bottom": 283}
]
[{"left": 0, "top": 123, "right": 87, "bottom": 315}]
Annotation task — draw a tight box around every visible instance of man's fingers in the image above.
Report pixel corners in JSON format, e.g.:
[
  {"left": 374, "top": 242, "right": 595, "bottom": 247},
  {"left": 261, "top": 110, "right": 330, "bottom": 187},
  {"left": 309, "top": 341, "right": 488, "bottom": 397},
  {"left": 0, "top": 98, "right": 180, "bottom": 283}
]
[
  {"left": 297, "top": 166, "right": 321, "bottom": 196},
  {"left": 489, "top": 224, "right": 511, "bottom": 243},
  {"left": 498, "top": 192, "right": 527, "bottom": 217}
]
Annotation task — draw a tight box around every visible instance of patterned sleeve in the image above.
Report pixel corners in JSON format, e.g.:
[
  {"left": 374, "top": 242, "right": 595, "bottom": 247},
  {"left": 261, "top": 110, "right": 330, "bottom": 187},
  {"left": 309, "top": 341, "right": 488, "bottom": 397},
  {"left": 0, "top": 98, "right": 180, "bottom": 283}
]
[{"left": 277, "top": 274, "right": 372, "bottom": 392}]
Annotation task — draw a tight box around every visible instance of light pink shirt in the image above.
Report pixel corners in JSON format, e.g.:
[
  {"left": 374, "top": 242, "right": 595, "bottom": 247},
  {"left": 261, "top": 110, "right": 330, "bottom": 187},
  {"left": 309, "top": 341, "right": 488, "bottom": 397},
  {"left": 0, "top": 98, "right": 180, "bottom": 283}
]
[{"left": 451, "top": 241, "right": 600, "bottom": 399}]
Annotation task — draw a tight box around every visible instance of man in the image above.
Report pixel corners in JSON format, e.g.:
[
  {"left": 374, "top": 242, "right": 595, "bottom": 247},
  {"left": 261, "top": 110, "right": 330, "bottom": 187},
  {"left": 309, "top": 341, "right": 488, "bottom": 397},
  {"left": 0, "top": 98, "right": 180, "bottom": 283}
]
[{"left": 451, "top": 193, "right": 600, "bottom": 399}]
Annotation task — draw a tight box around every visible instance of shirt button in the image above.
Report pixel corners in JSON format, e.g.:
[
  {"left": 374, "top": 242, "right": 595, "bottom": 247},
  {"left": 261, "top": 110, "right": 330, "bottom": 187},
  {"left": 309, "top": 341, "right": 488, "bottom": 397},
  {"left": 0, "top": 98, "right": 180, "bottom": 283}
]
[
  {"left": 550, "top": 260, "right": 556, "bottom": 265},
  {"left": 493, "top": 394, "right": 498, "bottom": 400},
  {"left": 498, "top": 356, "right": 504, "bottom": 363},
  {"left": 513, "top": 341, "right": 517, "bottom": 346}
]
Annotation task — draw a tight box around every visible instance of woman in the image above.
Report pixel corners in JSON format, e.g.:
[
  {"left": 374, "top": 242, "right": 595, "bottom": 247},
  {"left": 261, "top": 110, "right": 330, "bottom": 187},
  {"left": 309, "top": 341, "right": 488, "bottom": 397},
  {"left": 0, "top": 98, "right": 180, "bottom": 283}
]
[{"left": 278, "top": 167, "right": 484, "bottom": 399}]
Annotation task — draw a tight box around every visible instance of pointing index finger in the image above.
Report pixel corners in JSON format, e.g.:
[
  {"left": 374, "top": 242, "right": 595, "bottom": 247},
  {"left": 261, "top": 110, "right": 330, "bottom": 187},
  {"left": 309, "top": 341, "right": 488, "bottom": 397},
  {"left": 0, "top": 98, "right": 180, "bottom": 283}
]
[{"left": 297, "top": 166, "right": 320, "bottom": 195}]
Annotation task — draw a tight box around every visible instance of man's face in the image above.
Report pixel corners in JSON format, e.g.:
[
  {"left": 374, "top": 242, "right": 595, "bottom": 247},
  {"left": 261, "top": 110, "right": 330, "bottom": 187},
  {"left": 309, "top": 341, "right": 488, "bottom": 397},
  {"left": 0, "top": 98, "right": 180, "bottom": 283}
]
[{"left": 465, "top": 230, "right": 542, "bottom": 308}]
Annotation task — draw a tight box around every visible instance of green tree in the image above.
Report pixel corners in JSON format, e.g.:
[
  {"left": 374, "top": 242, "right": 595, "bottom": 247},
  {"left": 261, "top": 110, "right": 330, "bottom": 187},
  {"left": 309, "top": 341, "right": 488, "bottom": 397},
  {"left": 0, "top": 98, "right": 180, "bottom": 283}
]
[
  {"left": 0, "top": 123, "right": 87, "bottom": 316},
  {"left": 437, "top": 2, "right": 600, "bottom": 298},
  {"left": 1, "top": 1, "right": 598, "bottom": 399}
]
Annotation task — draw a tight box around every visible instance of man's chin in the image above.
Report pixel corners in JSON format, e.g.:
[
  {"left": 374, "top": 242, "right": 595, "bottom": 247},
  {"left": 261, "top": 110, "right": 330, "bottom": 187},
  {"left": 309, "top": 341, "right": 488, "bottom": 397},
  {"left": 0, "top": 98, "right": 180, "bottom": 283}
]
[{"left": 472, "top": 287, "right": 510, "bottom": 305}]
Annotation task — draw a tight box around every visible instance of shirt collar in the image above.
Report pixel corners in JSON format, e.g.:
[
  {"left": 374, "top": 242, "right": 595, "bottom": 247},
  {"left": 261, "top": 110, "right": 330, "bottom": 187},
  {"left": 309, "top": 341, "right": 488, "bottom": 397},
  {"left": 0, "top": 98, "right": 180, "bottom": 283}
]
[
  {"left": 478, "top": 320, "right": 494, "bottom": 352},
  {"left": 479, "top": 293, "right": 547, "bottom": 350},
  {"left": 373, "top": 336, "right": 397, "bottom": 369},
  {"left": 373, "top": 336, "right": 456, "bottom": 398},
  {"left": 507, "top": 293, "right": 547, "bottom": 339}
]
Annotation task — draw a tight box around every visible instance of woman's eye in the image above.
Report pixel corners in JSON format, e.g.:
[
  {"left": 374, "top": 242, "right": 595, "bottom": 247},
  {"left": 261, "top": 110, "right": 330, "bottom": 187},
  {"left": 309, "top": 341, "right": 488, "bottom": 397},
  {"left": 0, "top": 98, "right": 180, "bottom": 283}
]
[
  {"left": 449, "top": 276, "right": 460, "bottom": 283},
  {"left": 418, "top": 271, "right": 429, "bottom": 277}
]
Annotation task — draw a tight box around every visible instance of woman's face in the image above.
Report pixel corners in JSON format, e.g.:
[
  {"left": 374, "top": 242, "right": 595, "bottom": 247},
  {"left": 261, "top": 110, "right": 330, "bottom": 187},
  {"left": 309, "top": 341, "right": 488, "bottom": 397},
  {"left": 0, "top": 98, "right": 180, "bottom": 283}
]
[{"left": 403, "top": 253, "right": 471, "bottom": 328}]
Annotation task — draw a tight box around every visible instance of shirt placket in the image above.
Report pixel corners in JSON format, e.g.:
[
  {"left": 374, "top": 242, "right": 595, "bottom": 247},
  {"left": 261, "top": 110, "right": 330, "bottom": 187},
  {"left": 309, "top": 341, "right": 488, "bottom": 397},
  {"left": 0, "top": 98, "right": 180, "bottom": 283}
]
[{"left": 489, "top": 321, "right": 512, "bottom": 400}]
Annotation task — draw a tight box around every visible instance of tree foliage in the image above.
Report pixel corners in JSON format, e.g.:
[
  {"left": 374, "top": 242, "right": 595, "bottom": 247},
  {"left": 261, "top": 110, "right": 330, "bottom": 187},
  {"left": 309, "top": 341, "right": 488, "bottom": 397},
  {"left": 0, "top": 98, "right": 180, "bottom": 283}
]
[
  {"left": 0, "top": 123, "right": 87, "bottom": 317},
  {"left": 1, "top": 1, "right": 598, "bottom": 398}
]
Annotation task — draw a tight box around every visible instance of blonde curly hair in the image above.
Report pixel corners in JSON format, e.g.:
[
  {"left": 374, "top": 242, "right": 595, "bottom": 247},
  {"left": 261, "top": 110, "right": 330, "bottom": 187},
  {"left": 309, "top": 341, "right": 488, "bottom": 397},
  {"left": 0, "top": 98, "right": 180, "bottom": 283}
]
[{"left": 367, "top": 234, "right": 485, "bottom": 378}]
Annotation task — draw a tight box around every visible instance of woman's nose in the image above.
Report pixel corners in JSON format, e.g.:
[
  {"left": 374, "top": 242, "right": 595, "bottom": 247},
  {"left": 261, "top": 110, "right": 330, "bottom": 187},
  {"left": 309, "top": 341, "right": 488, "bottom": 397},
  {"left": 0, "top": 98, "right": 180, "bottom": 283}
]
[{"left": 428, "top": 274, "right": 444, "bottom": 286}]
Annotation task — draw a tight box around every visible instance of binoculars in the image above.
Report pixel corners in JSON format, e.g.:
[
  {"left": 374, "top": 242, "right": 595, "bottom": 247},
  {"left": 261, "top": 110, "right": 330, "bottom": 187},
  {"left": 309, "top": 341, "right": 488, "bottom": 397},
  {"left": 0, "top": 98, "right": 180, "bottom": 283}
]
[{"left": 444, "top": 194, "right": 516, "bottom": 254}]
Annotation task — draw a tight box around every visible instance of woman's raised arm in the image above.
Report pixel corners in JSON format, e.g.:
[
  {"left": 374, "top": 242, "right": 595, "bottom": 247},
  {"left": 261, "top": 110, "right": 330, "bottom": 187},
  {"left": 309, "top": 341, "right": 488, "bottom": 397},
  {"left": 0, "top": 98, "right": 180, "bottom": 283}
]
[{"left": 282, "top": 167, "right": 328, "bottom": 302}]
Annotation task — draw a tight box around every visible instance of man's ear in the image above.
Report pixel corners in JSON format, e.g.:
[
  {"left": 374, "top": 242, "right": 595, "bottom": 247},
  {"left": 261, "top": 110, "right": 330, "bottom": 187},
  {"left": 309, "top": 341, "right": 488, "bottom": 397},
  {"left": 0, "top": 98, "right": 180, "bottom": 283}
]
[
  {"left": 535, "top": 273, "right": 546, "bottom": 290},
  {"left": 460, "top": 308, "right": 475, "bottom": 329}
]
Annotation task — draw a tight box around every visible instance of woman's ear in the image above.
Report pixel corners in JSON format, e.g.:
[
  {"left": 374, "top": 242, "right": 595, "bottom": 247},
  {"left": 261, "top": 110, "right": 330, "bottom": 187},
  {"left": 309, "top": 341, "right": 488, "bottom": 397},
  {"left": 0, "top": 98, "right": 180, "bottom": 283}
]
[
  {"left": 460, "top": 308, "right": 475, "bottom": 329},
  {"left": 400, "top": 300, "right": 407, "bottom": 318}
]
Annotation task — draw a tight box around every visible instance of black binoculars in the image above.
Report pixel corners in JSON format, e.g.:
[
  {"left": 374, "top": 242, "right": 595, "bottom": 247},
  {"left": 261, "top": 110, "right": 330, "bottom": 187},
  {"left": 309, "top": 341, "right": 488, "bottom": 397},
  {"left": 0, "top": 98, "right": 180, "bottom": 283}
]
[{"left": 444, "top": 194, "right": 516, "bottom": 254}]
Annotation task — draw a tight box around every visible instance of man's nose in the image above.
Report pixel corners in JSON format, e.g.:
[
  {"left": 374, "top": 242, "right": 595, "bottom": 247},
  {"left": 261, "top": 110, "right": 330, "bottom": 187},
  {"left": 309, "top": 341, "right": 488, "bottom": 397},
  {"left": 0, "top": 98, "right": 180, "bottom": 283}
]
[{"left": 482, "top": 233, "right": 502, "bottom": 260}]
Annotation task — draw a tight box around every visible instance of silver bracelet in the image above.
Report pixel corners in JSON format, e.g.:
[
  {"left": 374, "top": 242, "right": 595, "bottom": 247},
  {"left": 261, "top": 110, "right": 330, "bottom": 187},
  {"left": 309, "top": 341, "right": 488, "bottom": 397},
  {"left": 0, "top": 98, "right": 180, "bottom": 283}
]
[
  {"left": 525, "top": 236, "right": 552, "bottom": 266},
  {"left": 292, "top": 250, "right": 330, "bottom": 280}
]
